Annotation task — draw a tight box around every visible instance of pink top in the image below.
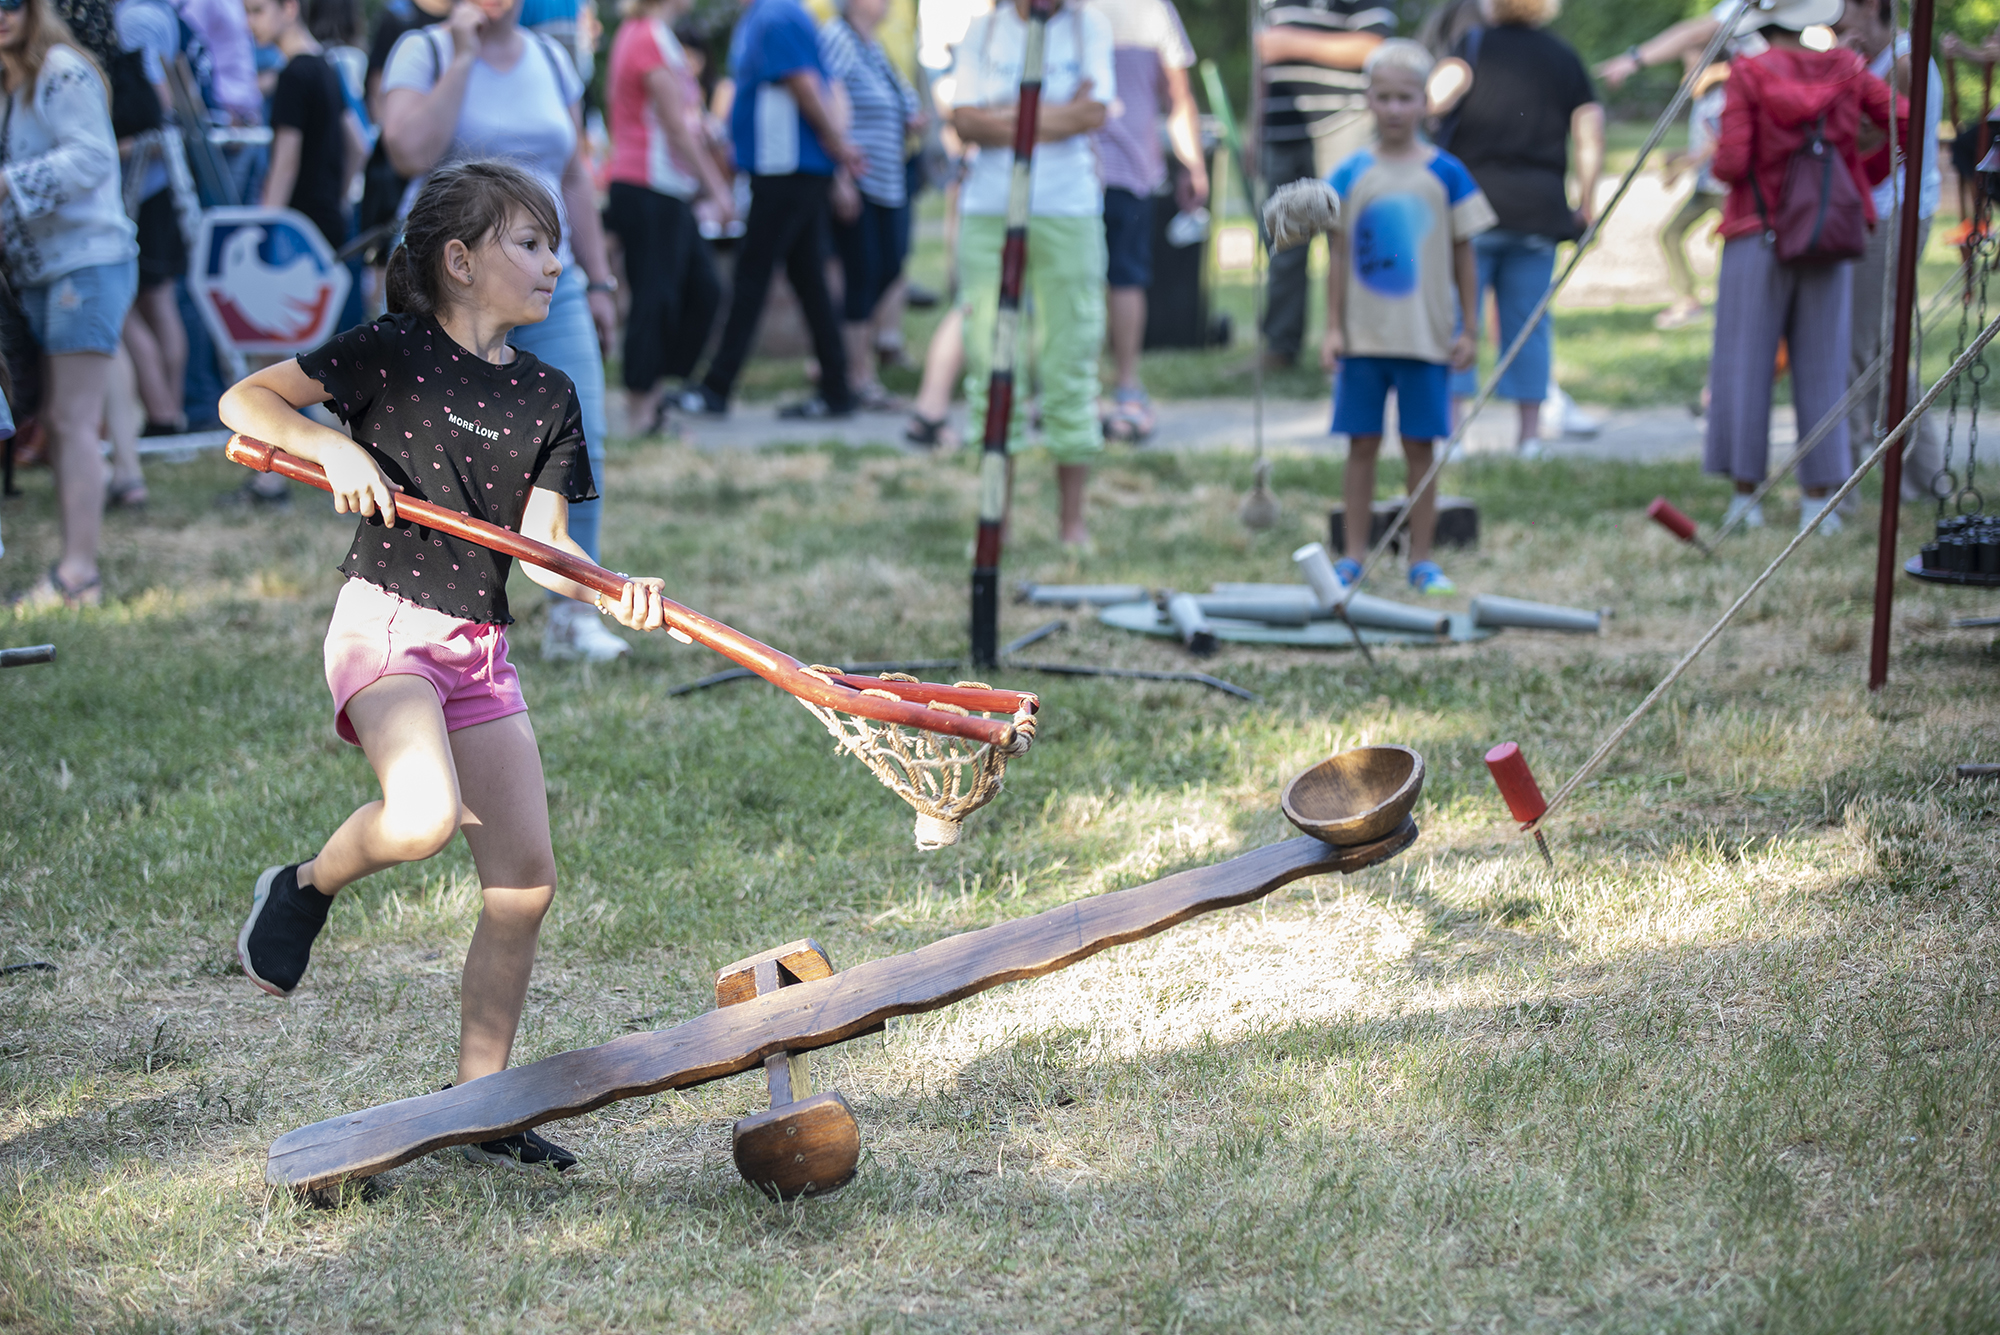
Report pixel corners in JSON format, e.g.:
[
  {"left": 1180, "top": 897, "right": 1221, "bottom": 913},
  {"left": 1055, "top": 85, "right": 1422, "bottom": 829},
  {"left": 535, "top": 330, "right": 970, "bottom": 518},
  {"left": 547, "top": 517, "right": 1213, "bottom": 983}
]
[{"left": 607, "top": 16, "right": 703, "bottom": 199}]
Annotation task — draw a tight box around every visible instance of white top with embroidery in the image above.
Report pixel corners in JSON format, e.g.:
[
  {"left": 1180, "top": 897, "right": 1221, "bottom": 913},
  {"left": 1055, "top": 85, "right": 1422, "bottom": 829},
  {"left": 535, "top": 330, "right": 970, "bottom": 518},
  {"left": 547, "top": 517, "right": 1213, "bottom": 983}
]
[{"left": 1, "top": 45, "right": 138, "bottom": 288}]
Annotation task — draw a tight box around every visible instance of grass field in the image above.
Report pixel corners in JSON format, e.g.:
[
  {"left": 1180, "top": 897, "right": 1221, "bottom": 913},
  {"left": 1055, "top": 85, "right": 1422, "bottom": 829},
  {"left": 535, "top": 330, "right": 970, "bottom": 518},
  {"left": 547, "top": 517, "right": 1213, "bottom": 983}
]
[{"left": 3, "top": 435, "right": 1999, "bottom": 1332}]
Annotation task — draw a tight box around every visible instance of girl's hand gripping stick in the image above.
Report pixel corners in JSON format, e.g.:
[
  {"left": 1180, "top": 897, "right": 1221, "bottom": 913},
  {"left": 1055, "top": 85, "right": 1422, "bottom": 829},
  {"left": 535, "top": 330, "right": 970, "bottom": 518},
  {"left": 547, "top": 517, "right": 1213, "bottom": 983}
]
[
  {"left": 1647, "top": 497, "right": 1714, "bottom": 557},
  {"left": 1484, "top": 741, "right": 1554, "bottom": 866}
]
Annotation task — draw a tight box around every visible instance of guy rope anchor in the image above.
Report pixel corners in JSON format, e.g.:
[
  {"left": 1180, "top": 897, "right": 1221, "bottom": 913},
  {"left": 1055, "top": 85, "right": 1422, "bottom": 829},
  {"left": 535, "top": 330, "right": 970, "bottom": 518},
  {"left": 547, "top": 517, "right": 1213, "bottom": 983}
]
[{"left": 265, "top": 747, "right": 1427, "bottom": 1200}]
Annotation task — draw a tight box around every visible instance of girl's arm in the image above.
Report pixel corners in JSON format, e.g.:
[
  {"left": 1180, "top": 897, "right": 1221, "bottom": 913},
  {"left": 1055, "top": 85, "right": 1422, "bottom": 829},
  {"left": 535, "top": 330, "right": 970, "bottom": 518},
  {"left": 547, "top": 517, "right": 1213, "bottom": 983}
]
[
  {"left": 261, "top": 126, "right": 302, "bottom": 209},
  {"left": 0, "top": 60, "right": 121, "bottom": 215},
  {"left": 519, "top": 488, "right": 667, "bottom": 631},
  {"left": 218, "top": 360, "right": 404, "bottom": 523}
]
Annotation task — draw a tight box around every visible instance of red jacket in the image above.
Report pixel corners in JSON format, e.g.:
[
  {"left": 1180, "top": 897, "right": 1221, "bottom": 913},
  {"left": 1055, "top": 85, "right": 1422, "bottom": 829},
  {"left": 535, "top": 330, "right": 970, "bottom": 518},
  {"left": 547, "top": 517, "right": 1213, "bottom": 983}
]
[{"left": 1712, "top": 46, "right": 1896, "bottom": 242}]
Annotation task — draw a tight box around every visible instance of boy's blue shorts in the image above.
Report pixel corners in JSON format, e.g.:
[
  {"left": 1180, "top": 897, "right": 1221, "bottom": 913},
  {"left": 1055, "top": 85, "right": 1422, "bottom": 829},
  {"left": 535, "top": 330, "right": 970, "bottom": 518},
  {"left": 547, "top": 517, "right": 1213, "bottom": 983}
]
[{"left": 1331, "top": 355, "right": 1452, "bottom": 440}]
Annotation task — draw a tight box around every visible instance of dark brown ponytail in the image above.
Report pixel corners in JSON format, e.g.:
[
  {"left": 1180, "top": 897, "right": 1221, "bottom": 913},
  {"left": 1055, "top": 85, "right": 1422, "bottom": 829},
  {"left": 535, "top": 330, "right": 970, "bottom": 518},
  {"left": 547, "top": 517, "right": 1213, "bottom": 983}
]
[{"left": 384, "top": 161, "right": 565, "bottom": 317}]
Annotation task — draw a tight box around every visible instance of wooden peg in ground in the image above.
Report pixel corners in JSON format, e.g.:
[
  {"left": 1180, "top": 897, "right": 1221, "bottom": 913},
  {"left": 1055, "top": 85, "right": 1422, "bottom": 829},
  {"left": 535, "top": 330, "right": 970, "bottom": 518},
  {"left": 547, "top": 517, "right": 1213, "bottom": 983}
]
[{"left": 713, "top": 940, "right": 863, "bottom": 1199}]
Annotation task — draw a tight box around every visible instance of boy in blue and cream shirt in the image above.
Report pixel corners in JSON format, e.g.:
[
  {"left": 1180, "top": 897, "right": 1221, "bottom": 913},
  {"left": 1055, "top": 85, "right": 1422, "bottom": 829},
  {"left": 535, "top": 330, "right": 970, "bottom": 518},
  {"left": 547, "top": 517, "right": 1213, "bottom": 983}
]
[{"left": 1320, "top": 38, "right": 1495, "bottom": 595}]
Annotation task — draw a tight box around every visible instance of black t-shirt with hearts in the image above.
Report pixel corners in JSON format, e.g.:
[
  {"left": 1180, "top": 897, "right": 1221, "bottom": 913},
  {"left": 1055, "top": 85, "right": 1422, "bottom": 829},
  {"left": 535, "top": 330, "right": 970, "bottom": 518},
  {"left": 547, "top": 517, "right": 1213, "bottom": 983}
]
[{"left": 296, "top": 313, "right": 598, "bottom": 625}]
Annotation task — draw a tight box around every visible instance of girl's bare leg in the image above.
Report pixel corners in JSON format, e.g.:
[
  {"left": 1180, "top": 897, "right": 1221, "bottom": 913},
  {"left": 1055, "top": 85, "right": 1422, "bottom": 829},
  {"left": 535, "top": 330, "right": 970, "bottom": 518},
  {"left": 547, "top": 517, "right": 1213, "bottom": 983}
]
[
  {"left": 447, "top": 711, "right": 556, "bottom": 1083},
  {"left": 300, "top": 675, "right": 464, "bottom": 896}
]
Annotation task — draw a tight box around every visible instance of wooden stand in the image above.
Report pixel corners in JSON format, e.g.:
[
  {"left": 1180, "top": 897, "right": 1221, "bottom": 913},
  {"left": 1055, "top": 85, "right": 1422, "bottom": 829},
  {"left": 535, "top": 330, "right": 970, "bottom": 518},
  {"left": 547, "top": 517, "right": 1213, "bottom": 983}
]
[{"left": 715, "top": 941, "right": 861, "bottom": 1200}]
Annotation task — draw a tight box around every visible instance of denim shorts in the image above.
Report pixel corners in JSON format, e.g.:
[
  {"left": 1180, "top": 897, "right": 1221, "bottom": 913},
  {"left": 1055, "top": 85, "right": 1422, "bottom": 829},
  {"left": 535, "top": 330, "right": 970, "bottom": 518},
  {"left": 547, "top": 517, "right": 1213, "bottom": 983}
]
[
  {"left": 20, "top": 259, "right": 138, "bottom": 356},
  {"left": 1332, "top": 355, "right": 1452, "bottom": 440},
  {"left": 1102, "top": 186, "right": 1156, "bottom": 288}
]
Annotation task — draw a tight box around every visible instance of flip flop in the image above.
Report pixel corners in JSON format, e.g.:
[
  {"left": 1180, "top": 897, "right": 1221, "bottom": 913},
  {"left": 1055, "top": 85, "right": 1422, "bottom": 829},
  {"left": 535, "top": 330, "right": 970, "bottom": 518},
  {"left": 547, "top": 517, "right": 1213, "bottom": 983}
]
[{"left": 14, "top": 563, "right": 102, "bottom": 610}]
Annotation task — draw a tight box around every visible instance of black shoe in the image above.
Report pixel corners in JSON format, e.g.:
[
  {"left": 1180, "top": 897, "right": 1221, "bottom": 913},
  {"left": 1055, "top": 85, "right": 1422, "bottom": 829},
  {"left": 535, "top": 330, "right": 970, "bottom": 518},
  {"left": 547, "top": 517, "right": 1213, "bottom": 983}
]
[
  {"left": 904, "top": 281, "right": 940, "bottom": 308},
  {"left": 238, "top": 863, "right": 330, "bottom": 996},
  {"left": 678, "top": 386, "right": 728, "bottom": 417},
  {"left": 461, "top": 1127, "right": 579, "bottom": 1173},
  {"left": 217, "top": 478, "right": 293, "bottom": 511},
  {"left": 777, "top": 396, "right": 852, "bottom": 420}
]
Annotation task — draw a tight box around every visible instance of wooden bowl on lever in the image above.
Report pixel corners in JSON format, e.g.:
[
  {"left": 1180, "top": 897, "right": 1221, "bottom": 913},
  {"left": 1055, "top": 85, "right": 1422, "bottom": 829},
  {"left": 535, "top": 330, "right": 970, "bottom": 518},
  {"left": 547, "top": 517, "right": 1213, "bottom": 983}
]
[{"left": 1281, "top": 745, "right": 1425, "bottom": 847}]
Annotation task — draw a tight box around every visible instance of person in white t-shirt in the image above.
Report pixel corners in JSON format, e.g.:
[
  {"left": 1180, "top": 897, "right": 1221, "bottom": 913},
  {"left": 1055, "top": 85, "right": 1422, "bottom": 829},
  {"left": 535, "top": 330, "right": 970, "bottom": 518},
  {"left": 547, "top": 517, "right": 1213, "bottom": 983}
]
[{"left": 950, "top": 0, "right": 1112, "bottom": 547}]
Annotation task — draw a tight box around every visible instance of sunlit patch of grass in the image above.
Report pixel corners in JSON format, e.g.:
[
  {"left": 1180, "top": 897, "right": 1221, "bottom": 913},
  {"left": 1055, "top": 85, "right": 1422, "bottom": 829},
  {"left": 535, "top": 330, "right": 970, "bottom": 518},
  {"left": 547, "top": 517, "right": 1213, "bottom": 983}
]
[{"left": 2, "top": 438, "right": 1998, "bottom": 1331}]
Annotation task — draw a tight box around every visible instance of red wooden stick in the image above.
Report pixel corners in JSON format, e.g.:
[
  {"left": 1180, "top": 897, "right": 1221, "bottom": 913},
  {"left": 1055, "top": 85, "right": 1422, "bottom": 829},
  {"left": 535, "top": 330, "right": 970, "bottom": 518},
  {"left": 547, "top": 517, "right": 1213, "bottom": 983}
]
[
  {"left": 1647, "top": 497, "right": 1713, "bottom": 556},
  {"left": 969, "top": 0, "right": 1055, "bottom": 667},
  {"left": 1484, "top": 741, "right": 1553, "bottom": 865},
  {"left": 227, "top": 435, "right": 1035, "bottom": 747}
]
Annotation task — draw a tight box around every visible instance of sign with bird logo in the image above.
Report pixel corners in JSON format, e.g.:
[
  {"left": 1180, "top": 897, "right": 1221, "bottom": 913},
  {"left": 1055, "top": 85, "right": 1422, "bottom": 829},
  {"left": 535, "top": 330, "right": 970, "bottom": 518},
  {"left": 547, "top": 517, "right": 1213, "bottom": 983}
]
[{"left": 190, "top": 208, "right": 352, "bottom": 355}]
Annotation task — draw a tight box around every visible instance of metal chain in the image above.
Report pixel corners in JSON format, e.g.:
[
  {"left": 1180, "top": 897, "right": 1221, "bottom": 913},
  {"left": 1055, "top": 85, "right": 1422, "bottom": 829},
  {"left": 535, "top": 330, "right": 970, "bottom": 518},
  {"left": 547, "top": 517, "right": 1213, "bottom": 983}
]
[{"left": 1966, "top": 223, "right": 1993, "bottom": 507}]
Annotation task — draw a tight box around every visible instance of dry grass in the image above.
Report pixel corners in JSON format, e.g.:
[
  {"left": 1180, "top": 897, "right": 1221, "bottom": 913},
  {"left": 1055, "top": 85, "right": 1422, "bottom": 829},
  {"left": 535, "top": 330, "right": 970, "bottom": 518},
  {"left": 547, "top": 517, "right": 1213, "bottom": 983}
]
[{"left": 1, "top": 439, "right": 1996, "bottom": 1333}]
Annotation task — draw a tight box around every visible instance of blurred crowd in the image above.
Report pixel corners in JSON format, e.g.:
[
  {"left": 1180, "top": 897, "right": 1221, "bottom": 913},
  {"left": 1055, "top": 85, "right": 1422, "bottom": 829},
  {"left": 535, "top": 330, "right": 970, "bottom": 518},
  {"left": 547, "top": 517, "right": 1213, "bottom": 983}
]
[{"left": 0, "top": 0, "right": 1973, "bottom": 612}]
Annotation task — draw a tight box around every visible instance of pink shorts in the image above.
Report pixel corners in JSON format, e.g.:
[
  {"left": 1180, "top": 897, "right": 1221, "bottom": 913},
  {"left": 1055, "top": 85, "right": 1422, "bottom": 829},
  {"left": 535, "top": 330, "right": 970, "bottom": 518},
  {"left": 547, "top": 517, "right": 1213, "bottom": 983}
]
[{"left": 323, "top": 578, "right": 527, "bottom": 746}]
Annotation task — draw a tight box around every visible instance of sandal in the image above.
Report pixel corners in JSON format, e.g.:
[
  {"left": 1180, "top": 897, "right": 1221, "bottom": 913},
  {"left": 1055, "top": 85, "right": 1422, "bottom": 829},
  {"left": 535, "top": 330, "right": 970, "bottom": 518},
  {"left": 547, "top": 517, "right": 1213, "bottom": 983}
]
[
  {"left": 904, "top": 414, "right": 953, "bottom": 449},
  {"left": 15, "top": 562, "right": 102, "bottom": 610},
  {"left": 107, "top": 477, "right": 149, "bottom": 509},
  {"left": 1101, "top": 390, "right": 1156, "bottom": 443},
  {"left": 854, "top": 381, "right": 903, "bottom": 412}
]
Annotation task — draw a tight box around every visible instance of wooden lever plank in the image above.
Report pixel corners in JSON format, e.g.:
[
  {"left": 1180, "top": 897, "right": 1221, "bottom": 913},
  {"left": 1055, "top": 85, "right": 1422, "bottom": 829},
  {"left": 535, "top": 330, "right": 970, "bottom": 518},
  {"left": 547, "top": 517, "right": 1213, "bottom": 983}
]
[{"left": 267, "top": 822, "right": 1416, "bottom": 1191}]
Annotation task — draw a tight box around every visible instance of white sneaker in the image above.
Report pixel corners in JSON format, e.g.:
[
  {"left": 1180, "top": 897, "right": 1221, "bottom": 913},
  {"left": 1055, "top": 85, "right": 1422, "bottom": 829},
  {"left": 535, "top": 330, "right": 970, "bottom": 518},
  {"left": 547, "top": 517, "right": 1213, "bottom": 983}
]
[
  {"left": 1545, "top": 384, "right": 1602, "bottom": 438},
  {"left": 1723, "top": 494, "right": 1765, "bottom": 530},
  {"left": 543, "top": 599, "right": 631, "bottom": 663},
  {"left": 1517, "top": 437, "right": 1545, "bottom": 461},
  {"left": 1799, "top": 496, "right": 1843, "bottom": 535}
]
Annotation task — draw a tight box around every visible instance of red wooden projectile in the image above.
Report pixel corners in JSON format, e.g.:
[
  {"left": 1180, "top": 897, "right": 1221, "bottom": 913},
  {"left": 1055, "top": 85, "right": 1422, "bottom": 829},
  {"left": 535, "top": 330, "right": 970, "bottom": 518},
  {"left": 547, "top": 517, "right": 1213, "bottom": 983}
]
[
  {"left": 1484, "top": 741, "right": 1554, "bottom": 866},
  {"left": 1646, "top": 497, "right": 1714, "bottom": 556}
]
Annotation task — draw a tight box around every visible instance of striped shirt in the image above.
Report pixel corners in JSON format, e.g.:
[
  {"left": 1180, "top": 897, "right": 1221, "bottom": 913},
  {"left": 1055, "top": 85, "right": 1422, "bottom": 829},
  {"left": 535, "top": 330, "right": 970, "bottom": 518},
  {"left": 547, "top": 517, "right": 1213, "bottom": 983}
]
[
  {"left": 820, "top": 16, "right": 919, "bottom": 206},
  {"left": 1260, "top": 0, "right": 1393, "bottom": 143},
  {"left": 1090, "top": 0, "right": 1193, "bottom": 197}
]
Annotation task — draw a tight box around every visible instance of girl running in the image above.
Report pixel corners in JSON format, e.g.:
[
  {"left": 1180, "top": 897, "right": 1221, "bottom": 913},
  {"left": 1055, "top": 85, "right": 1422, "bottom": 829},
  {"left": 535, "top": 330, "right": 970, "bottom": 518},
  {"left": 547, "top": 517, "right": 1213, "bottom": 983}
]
[{"left": 219, "top": 161, "right": 666, "bottom": 1172}]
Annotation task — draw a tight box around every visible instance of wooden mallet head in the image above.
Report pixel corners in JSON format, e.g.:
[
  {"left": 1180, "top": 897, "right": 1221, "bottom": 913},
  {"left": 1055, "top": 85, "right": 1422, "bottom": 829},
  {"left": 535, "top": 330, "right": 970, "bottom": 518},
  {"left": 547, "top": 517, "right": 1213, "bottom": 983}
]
[
  {"left": 1484, "top": 742, "right": 1554, "bottom": 866},
  {"left": 1647, "top": 497, "right": 1714, "bottom": 557}
]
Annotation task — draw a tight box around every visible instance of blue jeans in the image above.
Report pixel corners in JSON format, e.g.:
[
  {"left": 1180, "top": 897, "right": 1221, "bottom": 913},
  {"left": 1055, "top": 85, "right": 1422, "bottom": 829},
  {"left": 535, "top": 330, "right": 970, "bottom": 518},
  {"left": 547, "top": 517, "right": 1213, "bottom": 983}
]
[
  {"left": 508, "top": 267, "right": 608, "bottom": 564},
  {"left": 21, "top": 260, "right": 138, "bottom": 356},
  {"left": 1449, "top": 229, "right": 1557, "bottom": 403}
]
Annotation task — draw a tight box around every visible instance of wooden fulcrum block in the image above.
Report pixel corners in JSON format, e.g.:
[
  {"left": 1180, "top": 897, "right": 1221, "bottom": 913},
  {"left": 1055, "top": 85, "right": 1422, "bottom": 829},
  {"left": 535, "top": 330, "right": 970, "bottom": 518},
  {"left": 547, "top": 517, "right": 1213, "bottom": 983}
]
[
  {"left": 1328, "top": 496, "right": 1479, "bottom": 555},
  {"left": 715, "top": 940, "right": 861, "bottom": 1200}
]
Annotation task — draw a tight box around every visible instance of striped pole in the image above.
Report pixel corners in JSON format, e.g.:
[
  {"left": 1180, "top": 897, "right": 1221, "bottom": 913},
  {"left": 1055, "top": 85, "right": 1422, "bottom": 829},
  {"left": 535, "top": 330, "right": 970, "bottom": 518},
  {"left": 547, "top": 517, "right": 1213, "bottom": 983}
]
[{"left": 970, "top": 0, "right": 1054, "bottom": 668}]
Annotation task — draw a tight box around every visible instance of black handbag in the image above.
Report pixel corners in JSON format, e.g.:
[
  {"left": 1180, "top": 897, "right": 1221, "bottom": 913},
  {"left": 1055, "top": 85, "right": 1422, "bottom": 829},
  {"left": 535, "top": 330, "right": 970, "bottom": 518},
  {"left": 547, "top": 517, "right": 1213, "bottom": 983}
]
[{"left": 107, "top": 47, "right": 163, "bottom": 139}]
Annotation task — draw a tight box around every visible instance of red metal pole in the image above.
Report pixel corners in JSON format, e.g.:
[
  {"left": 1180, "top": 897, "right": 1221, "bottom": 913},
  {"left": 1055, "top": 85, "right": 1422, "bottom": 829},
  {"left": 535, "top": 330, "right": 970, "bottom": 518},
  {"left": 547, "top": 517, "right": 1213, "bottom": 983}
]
[
  {"left": 1870, "top": 0, "right": 1938, "bottom": 692},
  {"left": 970, "top": 0, "right": 1053, "bottom": 668}
]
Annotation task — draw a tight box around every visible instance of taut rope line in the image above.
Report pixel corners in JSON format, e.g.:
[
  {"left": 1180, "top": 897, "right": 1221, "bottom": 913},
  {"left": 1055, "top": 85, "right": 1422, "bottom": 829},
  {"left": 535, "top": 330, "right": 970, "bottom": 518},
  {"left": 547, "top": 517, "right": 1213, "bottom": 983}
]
[{"left": 1526, "top": 307, "right": 2000, "bottom": 836}]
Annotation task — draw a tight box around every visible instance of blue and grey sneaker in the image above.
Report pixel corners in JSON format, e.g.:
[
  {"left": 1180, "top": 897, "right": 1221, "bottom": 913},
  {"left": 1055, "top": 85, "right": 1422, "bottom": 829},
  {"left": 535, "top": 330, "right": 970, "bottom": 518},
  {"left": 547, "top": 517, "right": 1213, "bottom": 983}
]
[
  {"left": 238, "top": 863, "right": 330, "bottom": 997},
  {"left": 1408, "top": 561, "right": 1457, "bottom": 596},
  {"left": 1334, "top": 557, "right": 1363, "bottom": 586},
  {"left": 462, "top": 1128, "right": 580, "bottom": 1173}
]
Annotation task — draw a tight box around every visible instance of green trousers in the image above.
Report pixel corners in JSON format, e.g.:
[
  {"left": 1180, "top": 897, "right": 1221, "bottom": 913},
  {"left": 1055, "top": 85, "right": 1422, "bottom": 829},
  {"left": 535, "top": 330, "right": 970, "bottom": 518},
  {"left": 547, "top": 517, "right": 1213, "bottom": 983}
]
[{"left": 958, "top": 213, "right": 1106, "bottom": 464}]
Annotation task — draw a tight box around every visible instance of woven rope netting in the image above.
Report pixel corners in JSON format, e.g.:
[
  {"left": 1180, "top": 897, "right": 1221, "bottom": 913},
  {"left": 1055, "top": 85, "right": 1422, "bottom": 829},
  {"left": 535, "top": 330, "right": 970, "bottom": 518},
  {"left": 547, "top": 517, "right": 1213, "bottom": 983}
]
[{"left": 798, "top": 669, "right": 1038, "bottom": 850}]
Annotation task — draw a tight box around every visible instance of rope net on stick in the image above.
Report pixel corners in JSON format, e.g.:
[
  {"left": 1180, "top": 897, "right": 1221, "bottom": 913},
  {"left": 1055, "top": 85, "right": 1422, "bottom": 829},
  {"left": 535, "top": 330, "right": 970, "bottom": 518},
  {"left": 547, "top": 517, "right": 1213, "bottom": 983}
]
[{"left": 799, "top": 670, "right": 1038, "bottom": 850}]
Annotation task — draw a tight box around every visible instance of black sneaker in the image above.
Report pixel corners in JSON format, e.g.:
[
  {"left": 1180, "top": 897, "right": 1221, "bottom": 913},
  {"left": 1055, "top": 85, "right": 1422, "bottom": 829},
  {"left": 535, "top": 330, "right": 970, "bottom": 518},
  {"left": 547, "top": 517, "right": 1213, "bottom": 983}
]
[
  {"left": 237, "top": 863, "right": 330, "bottom": 997},
  {"left": 777, "top": 396, "right": 853, "bottom": 420},
  {"left": 461, "top": 1127, "right": 579, "bottom": 1173},
  {"left": 677, "top": 386, "right": 728, "bottom": 417}
]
